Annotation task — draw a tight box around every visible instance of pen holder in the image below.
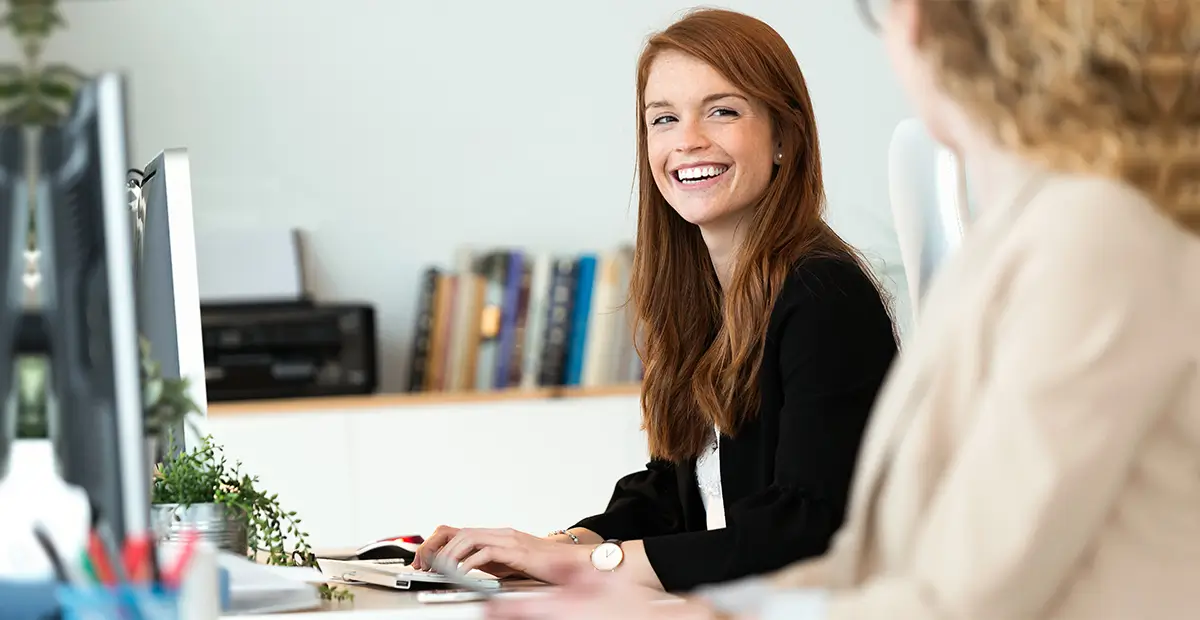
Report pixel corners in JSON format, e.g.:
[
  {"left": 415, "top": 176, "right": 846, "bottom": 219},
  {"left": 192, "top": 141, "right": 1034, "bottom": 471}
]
[
  {"left": 0, "top": 579, "right": 59, "bottom": 620},
  {"left": 57, "top": 584, "right": 180, "bottom": 620}
]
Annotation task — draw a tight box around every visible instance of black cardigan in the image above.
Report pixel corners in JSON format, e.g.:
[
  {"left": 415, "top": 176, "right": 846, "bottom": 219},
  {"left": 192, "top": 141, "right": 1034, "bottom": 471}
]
[{"left": 572, "top": 256, "right": 898, "bottom": 592}]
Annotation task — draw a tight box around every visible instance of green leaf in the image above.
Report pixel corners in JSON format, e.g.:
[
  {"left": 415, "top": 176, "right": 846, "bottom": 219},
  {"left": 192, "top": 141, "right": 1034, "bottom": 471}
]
[
  {"left": 0, "top": 81, "right": 22, "bottom": 98},
  {"left": 42, "top": 63, "right": 84, "bottom": 82},
  {"left": 35, "top": 75, "right": 73, "bottom": 101},
  {"left": 0, "top": 67, "right": 28, "bottom": 100}
]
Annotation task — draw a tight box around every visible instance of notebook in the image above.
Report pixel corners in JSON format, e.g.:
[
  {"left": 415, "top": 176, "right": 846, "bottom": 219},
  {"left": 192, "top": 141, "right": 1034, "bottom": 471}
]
[
  {"left": 219, "top": 550, "right": 325, "bottom": 614},
  {"left": 314, "top": 558, "right": 502, "bottom": 591}
]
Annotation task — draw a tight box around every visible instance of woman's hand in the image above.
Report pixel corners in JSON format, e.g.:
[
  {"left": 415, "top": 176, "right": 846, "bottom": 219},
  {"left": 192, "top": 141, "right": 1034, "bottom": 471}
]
[
  {"left": 411, "top": 525, "right": 461, "bottom": 571},
  {"left": 413, "top": 525, "right": 591, "bottom": 582},
  {"left": 486, "top": 561, "right": 726, "bottom": 620}
]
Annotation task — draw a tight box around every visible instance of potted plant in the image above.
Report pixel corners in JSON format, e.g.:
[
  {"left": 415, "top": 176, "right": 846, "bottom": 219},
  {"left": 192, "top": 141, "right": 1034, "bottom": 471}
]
[
  {"left": 142, "top": 341, "right": 355, "bottom": 602},
  {"left": 0, "top": 0, "right": 87, "bottom": 260},
  {"left": 0, "top": 0, "right": 85, "bottom": 126},
  {"left": 151, "top": 433, "right": 352, "bottom": 602},
  {"left": 150, "top": 434, "right": 250, "bottom": 554}
]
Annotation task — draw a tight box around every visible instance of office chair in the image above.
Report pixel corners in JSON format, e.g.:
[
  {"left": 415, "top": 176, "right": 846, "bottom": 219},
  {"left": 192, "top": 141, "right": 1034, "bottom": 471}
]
[{"left": 887, "top": 118, "right": 972, "bottom": 320}]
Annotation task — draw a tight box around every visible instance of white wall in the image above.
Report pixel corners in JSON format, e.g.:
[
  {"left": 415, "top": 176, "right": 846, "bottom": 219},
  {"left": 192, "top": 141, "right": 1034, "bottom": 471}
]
[{"left": 27, "top": 0, "right": 912, "bottom": 391}]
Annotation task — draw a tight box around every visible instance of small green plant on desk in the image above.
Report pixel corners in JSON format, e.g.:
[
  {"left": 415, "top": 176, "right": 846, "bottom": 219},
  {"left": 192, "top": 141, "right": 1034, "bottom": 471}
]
[{"left": 151, "top": 435, "right": 353, "bottom": 601}]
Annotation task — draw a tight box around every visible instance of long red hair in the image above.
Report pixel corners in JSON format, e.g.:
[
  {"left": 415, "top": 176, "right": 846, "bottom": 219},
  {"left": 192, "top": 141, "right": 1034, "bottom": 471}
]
[{"left": 631, "top": 8, "right": 876, "bottom": 462}]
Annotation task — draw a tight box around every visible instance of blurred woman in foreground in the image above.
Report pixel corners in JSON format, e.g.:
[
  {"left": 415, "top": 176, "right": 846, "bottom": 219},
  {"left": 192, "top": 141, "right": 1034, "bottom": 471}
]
[{"left": 488, "top": 0, "right": 1200, "bottom": 618}]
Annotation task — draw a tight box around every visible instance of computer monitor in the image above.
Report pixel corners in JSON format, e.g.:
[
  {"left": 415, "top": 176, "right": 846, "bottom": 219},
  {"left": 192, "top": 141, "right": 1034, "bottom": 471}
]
[
  {"left": 136, "top": 148, "right": 208, "bottom": 450},
  {"left": 0, "top": 125, "right": 26, "bottom": 472},
  {"left": 39, "top": 72, "right": 147, "bottom": 543}
]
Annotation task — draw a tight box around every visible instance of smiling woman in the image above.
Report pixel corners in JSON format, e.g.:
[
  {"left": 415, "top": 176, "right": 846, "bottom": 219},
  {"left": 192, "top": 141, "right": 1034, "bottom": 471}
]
[{"left": 412, "top": 7, "right": 898, "bottom": 594}]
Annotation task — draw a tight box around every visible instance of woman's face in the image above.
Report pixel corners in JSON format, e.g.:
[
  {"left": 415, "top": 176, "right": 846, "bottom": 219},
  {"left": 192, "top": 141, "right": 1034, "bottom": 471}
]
[{"left": 642, "top": 49, "right": 778, "bottom": 231}]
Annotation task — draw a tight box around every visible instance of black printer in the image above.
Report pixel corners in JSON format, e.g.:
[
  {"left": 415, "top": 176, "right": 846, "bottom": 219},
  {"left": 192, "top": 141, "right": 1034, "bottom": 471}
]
[{"left": 200, "top": 301, "right": 377, "bottom": 402}]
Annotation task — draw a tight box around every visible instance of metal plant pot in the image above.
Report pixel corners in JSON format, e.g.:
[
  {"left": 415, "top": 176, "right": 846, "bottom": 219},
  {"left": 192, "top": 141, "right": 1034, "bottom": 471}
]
[{"left": 151, "top": 502, "right": 249, "bottom": 555}]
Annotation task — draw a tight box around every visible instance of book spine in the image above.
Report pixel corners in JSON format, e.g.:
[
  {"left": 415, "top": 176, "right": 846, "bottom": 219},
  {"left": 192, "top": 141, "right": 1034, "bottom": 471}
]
[
  {"left": 563, "top": 255, "right": 597, "bottom": 386},
  {"left": 424, "top": 273, "right": 455, "bottom": 391},
  {"left": 538, "top": 258, "right": 577, "bottom": 386},
  {"left": 505, "top": 259, "right": 534, "bottom": 388},
  {"left": 406, "top": 267, "right": 439, "bottom": 392},
  {"left": 492, "top": 251, "right": 525, "bottom": 389},
  {"left": 473, "top": 252, "right": 508, "bottom": 390},
  {"left": 520, "top": 253, "right": 553, "bottom": 390}
]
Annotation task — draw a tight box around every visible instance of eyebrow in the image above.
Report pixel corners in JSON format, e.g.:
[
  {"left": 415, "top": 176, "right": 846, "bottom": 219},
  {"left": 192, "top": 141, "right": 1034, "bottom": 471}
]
[{"left": 644, "top": 92, "right": 748, "bottom": 110}]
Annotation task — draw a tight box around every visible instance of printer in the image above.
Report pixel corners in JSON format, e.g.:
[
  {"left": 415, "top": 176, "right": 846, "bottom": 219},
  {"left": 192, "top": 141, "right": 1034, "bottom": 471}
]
[
  {"left": 200, "top": 301, "right": 377, "bottom": 402},
  {"left": 194, "top": 228, "right": 378, "bottom": 402}
]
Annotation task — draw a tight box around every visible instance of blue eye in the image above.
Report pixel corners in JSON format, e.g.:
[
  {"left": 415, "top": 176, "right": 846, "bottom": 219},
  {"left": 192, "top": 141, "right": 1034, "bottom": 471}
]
[
  {"left": 650, "top": 114, "right": 677, "bottom": 126},
  {"left": 712, "top": 107, "right": 739, "bottom": 118}
]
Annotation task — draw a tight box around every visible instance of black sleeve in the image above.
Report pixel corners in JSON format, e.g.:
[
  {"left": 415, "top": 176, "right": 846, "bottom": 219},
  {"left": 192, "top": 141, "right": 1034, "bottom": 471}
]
[
  {"left": 570, "top": 459, "right": 686, "bottom": 542},
  {"left": 641, "top": 260, "right": 897, "bottom": 591}
]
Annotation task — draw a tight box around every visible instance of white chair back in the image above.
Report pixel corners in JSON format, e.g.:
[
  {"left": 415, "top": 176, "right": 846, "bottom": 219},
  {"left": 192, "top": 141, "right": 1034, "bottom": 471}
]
[{"left": 887, "top": 118, "right": 973, "bottom": 319}]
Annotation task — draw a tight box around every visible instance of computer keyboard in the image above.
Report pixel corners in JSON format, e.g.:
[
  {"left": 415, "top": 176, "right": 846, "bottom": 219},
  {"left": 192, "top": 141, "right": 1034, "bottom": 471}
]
[{"left": 366, "top": 559, "right": 444, "bottom": 576}]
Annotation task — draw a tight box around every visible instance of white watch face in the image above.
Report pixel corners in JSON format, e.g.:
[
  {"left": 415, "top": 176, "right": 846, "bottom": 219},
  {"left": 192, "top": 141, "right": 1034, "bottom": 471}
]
[{"left": 590, "top": 542, "right": 623, "bottom": 571}]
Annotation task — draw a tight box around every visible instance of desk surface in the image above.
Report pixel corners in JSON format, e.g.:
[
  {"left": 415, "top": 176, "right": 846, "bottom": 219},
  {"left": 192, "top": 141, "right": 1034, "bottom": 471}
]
[
  {"left": 227, "top": 583, "right": 485, "bottom": 619},
  {"left": 227, "top": 582, "right": 682, "bottom": 619}
]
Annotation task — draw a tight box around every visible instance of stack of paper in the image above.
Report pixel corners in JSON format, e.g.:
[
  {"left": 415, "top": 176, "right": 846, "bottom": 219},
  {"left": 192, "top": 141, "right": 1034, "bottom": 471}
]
[{"left": 218, "top": 552, "right": 325, "bottom": 615}]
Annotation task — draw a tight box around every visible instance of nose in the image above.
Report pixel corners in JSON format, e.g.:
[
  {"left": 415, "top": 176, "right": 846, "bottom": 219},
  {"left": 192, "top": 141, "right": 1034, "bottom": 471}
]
[{"left": 674, "top": 117, "right": 711, "bottom": 153}]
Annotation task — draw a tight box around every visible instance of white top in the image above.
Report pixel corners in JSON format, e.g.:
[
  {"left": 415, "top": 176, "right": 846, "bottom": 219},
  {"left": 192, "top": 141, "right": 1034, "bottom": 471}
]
[{"left": 695, "top": 424, "right": 725, "bottom": 530}]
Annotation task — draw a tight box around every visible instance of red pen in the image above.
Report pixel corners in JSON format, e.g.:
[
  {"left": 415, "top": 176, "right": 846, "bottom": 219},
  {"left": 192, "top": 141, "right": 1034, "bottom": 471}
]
[
  {"left": 87, "top": 532, "right": 117, "bottom": 585},
  {"left": 164, "top": 530, "right": 200, "bottom": 588},
  {"left": 122, "top": 534, "right": 152, "bottom": 582}
]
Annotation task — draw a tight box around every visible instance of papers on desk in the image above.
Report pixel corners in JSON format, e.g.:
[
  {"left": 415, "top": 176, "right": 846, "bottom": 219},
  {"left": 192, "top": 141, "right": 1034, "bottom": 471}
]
[{"left": 219, "top": 551, "right": 324, "bottom": 615}]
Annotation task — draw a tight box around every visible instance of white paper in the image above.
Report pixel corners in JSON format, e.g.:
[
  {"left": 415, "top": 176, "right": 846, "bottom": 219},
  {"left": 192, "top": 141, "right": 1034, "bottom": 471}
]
[{"left": 217, "top": 551, "right": 322, "bottom": 615}]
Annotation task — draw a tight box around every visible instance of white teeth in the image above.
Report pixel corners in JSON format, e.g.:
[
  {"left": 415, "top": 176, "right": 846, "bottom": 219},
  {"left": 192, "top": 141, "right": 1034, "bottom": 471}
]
[{"left": 676, "top": 165, "right": 729, "bottom": 182}]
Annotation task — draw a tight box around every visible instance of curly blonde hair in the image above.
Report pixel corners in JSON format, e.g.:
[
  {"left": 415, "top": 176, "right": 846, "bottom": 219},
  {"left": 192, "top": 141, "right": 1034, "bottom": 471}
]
[{"left": 914, "top": 0, "right": 1200, "bottom": 231}]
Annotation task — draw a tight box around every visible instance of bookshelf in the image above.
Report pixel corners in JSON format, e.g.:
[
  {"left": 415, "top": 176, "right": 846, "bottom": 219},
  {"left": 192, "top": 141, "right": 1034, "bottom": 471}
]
[
  {"left": 206, "top": 382, "right": 642, "bottom": 416},
  {"left": 197, "top": 243, "right": 653, "bottom": 549},
  {"left": 407, "top": 243, "right": 642, "bottom": 395}
]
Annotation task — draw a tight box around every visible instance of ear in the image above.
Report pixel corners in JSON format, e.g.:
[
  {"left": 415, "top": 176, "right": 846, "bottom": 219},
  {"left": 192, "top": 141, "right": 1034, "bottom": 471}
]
[
  {"left": 893, "top": 0, "right": 922, "bottom": 47},
  {"left": 774, "top": 142, "right": 784, "bottom": 165}
]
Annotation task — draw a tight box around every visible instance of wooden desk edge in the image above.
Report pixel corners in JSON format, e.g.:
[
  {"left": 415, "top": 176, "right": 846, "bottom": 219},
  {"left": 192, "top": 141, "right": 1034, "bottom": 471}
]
[{"left": 206, "top": 383, "right": 642, "bottom": 416}]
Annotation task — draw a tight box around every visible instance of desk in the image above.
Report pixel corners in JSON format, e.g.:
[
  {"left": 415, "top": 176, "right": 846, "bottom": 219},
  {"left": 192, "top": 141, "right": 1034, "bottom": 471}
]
[
  {"left": 226, "top": 583, "right": 486, "bottom": 619},
  {"left": 226, "top": 582, "right": 684, "bottom": 619}
]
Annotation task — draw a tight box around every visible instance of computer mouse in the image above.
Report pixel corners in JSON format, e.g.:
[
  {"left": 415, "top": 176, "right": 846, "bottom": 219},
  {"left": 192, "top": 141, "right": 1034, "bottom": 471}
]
[{"left": 356, "top": 543, "right": 417, "bottom": 563}]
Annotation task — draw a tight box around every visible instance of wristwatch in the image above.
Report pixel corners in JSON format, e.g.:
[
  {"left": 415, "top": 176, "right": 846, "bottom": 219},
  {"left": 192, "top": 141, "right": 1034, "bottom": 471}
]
[{"left": 589, "top": 539, "right": 624, "bottom": 571}]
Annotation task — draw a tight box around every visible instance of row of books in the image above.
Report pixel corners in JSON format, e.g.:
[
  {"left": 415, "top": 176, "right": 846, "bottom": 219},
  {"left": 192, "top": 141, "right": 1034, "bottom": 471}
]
[{"left": 407, "top": 244, "right": 644, "bottom": 393}]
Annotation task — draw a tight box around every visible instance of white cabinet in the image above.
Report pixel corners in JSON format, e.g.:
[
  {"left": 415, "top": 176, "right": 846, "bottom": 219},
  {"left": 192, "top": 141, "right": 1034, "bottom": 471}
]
[{"left": 204, "top": 390, "right": 646, "bottom": 548}]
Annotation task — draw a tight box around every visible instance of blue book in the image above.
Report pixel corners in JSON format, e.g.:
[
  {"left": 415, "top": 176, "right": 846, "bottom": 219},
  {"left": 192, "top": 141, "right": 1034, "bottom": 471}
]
[
  {"left": 563, "top": 254, "right": 596, "bottom": 386},
  {"left": 492, "top": 251, "right": 525, "bottom": 389}
]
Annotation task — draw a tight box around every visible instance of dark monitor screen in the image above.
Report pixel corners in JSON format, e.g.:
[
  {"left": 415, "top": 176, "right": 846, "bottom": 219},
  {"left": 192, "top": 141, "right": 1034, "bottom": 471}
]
[
  {"left": 40, "top": 74, "right": 146, "bottom": 542},
  {"left": 0, "top": 125, "right": 26, "bottom": 469}
]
